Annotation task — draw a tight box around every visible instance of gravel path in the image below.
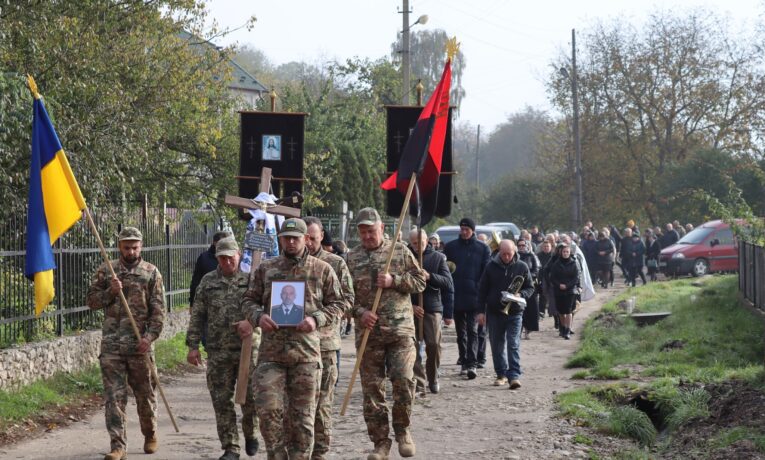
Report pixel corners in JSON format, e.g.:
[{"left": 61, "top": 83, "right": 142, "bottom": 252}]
[{"left": 0, "top": 287, "right": 628, "bottom": 459}]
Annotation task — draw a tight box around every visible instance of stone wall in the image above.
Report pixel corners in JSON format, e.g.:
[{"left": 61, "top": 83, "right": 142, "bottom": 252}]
[{"left": 0, "top": 309, "right": 190, "bottom": 391}]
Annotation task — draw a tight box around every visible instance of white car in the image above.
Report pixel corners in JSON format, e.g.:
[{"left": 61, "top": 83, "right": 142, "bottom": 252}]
[
  {"left": 435, "top": 225, "right": 510, "bottom": 244},
  {"left": 485, "top": 222, "right": 521, "bottom": 240}
]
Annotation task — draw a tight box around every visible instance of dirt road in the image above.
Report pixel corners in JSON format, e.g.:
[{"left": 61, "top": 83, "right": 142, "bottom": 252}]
[{"left": 1, "top": 288, "right": 624, "bottom": 459}]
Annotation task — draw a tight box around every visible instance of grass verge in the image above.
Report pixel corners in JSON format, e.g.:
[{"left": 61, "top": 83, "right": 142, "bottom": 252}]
[
  {"left": 557, "top": 275, "right": 765, "bottom": 453},
  {"left": 566, "top": 275, "right": 763, "bottom": 381},
  {"left": 0, "top": 331, "right": 196, "bottom": 432}
]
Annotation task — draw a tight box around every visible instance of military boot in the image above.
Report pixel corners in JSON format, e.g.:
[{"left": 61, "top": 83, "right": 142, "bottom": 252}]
[
  {"left": 367, "top": 439, "right": 392, "bottom": 460},
  {"left": 396, "top": 431, "right": 416, "bottom": 457},
  {"left": 104, "top": 448, "right": 126, "bottom": 460},
  {"left": 144, "top": 433, "right": 158, "bottom": 454}
]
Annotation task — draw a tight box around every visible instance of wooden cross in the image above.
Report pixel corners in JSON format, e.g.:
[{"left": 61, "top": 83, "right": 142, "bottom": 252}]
[
  {"left": 227, "top": 167, "right": 301, "bottom": 404},
  {"left": 286, "top": 137, "right": 298, "bottom": 161},
  {"left": 225, "top": 167, "right": 301, "bottom": 219}
]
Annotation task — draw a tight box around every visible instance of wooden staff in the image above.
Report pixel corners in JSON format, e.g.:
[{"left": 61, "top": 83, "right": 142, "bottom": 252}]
[
  {"left": 340, "top": 172, "right": 418, "bottom": 416},
  {"left": 235, "top": 251, "right": 262, "bottom": 405},
  {"left": 416, "top": 184, "right": 425, "bottom": 343},
  {"left": 84, "top": 208, "right": 179, "bottom": 432},
  {"left": 234, "top": 334, "right": 253, "bottom": 405}
]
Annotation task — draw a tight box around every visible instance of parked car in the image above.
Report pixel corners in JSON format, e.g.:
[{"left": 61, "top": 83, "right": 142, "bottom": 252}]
[
  {"left": 434, "top": 225, "right": 508, "bottom": 245},
  {"left": 659, "top": 220, "right": 738, "bottom": 277},
  {"left": 485, "top": 222, "right": 521, "bottom": 240}
]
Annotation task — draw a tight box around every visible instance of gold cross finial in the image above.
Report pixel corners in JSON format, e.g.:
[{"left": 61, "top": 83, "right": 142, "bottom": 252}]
[{"left": 446, "top": 37, "right": 460, "bottom": 61}]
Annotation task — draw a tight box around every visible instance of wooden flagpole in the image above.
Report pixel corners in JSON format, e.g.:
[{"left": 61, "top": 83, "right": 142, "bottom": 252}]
[
  {"left": 415, "top": 184, "right": 425, "bottom": 343},
  {"left": 340, "top": 172, "right": 418, "bottom": 416},
  {"left": 84, "top": 208, "right": 180, "bottom": 432}
]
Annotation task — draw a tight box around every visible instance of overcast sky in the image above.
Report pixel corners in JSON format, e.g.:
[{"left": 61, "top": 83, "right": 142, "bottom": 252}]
[{"left": 205, "top": 0, "right": 762, "bottom": 133}]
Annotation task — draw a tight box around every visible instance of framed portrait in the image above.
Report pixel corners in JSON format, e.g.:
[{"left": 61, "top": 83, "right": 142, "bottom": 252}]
[
  {"left": 269, "top": 281, "right": 306, "bottom": 327},
  {"left": 262, "top": 134, "right": 282, "bottom": 161}
]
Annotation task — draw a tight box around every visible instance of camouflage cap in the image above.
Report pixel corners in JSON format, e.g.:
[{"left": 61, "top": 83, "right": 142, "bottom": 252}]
[
  {"left": 279, "top": 218, "right": 307, "bottom": 238},
  {"left": 215, "top": 236, "right": 239, "bottom": 257},
  {"left": 357, "top": 207, "right": 381, "bottom": 226},
  {"left": 118, "top": 226, "right": 142, "bottom": 241}
]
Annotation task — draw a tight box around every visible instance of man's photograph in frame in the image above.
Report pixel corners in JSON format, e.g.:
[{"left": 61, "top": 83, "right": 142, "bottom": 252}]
[
  {"left": 262, "top": 135, "right": 281, "bottom": 161},
  {"left": 269, "top": 281, "right": 305, "bottom": 327}
]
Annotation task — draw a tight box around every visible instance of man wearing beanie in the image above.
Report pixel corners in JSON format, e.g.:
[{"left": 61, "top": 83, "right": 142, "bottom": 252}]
[{"left": 444, "top": 217, "right": 491, "bottom": 380}]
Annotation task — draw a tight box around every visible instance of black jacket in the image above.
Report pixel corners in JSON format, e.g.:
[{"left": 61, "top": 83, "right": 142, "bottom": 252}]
[
  {"left": 627, "top": 238, "right": 646, "bottom": 268},
  {"left": 409, "top": 245, "right": 455, "bottom": 319},
  {"left": 548, "top": 256, "right": 581, "bottom": 295},
  {"left": 595, "top": 238, "right": 615, "bottom": 265},
  {"left": 477, "top": 253, "right": 534, "bottom": 316},
  {"left": 518, "top": 250, "right": 540, "bottom": 280},
  {"left": 537, "top": 250, "right": 553, "bottom": 270},
  {"left": 189, "top": 245, "right": 218, "bottom": 304},
  {"left": 444, "top": 235, "right": 491, "bottom": 311},
  {"left": 661, "top": 230, "right": 680, "bottom": 248},
  {"left": 645, "top": 238, "right": 661, "bottom": 261}
]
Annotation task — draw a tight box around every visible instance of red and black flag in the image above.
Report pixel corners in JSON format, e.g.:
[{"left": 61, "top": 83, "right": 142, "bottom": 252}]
[{"left": 381, "top": 55, "right": 452, "bottom": 226}]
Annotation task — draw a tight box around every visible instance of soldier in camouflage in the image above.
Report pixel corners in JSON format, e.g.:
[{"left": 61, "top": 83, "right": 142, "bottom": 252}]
[
  {"left": 346, "top": 208, "right": 427, "bottom": 460},
  {"left": 86, "top": 227, "right": 164, "bottom": 460},
  {"left": 186, "top": 236, "right": 261, "bottom": 460},
  {"left": 303, "top": 216, "right": 355, "bottom": 460},
  {"left": 238, "top": 218, "right": 344, "bottom": 460}
]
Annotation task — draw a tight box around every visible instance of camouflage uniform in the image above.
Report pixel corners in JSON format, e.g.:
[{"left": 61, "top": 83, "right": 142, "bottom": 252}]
[
  {"left": 241, "top": 248, "right": 344, "bottom": 460},
  {"left": 87, "top": 255, "right": 164, "bottom": 452},
  {"left": 346, "top": 239, "right": 426, "bottom": 447},
  {"left": 310, "top": 248, "right": 354, "bottom": 460},
  {"left": 187, "top": 267, "right": 261, "bottom": 455}
]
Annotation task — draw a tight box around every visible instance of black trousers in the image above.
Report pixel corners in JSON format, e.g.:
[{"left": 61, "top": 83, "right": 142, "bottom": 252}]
[
  {"left": 476, "top": 324, "right": 486, "bottom": 364},
  {"left": 454, "top": 310, "right": 479, "bottom": 367}
]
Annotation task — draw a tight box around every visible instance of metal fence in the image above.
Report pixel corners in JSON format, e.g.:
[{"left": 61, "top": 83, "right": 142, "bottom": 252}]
[
  {"left": 0, "top": 208, "right": 218, "bottom": 348},
  {"left": 0, "top": 208, "right": 400, "bottom": 348},
  {"left": 738, "top": 240, "right": 765, "bottom": 312}
]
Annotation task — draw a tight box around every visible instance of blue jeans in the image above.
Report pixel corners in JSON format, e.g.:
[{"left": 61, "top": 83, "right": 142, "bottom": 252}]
[{"left": 487, "top": 311, "right": 523, "bottom": 380}]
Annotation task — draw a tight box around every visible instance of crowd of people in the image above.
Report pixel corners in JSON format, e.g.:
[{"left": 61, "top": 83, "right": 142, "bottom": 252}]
[{"left": 85, "top": 212, "right": 694, "bottom": 460}]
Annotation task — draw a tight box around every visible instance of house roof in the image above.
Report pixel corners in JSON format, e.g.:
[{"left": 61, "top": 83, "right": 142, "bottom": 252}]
[{"left": 178, "top": 30, "right": 267, "bottom": 94}]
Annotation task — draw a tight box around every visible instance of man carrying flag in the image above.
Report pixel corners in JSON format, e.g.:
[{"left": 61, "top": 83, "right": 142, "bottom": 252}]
[
  {"left": 24, "top": 76, "right": 174, "bottom": 460},
  {"left": 340, "top": 38, "right": 455, "bottom": 460}
]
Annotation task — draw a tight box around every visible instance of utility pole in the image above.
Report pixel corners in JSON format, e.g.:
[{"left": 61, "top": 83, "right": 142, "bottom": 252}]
[
  {"left": 572, "top": 28, "right": 583, "bottom": 227},
  {"left": 474, "top": 124, "right": 481, "bottom": 217},
  {"left": 402, "top": 0, "right": 411, "bottom": 105}
]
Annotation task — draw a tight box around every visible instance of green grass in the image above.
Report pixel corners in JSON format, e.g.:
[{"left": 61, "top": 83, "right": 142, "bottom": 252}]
[
  {"left": 709, "top": 427, "right": 765, "bottom": 452},
  {"left": 557, "top": 275, "right": 765, "bottom": 449},
  {"left": 0, "top": 331, "right": 194, "bottom": 430},
  {"left": 556, "top": 386, "right": 658, "bottom": 445},
  {"left": 663, "top": 387, "right": 710, "bottom": 430},
  {"left": 574, "top": 433, "right": 594, "bottom": 445},
  {"left": 566, "top": 276, "right": 764, "bottom": 381},
  {"left": 154, "top": 331, "right": 198, "bottom": 373},
  {"left": 606, "top": 405, "right": 657, "bottom": 446},
  {"left": 0, "top": 365, "right": 102, "bottom": 428}
]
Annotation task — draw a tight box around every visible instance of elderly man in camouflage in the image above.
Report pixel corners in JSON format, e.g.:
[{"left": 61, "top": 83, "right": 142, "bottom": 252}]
[
  {"left": 347, "top": 208, "right": 427, "bottom": 460},
  {"left": 238, "top": 218, "right": 344, "bottom": 460},
  {"left": 303, "top": 216, "right": 355, "bottom": 460},
  {"left": 186, "top": 236, "right": 261, "bottom": 460},
  {"left": 86, "top": 227, "right": 164, "bottom": 460}
]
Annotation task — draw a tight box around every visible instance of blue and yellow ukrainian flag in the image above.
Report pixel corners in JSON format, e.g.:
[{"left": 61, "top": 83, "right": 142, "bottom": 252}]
[{"left": 24, "top": 76, "right": 86, "bottom": 316}]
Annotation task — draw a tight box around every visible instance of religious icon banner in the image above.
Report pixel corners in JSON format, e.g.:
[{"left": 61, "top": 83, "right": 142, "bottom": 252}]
[{"left": 239, "top": 111, "right": 306, "bottom": 199}]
